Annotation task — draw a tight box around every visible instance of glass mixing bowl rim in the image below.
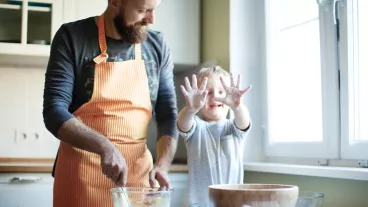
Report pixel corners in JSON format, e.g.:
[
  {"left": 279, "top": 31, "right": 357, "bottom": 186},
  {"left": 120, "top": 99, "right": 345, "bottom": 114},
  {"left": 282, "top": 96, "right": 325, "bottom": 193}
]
[
  {"left": 298, "top": 191, "right": 325, "bottom": 199},
  {"left": 110, "top": 187, "right": 174, "bottom": 194}
]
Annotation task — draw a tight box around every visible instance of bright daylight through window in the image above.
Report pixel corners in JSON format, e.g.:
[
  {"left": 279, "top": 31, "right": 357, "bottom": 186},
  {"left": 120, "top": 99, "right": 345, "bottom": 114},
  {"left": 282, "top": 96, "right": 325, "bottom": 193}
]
[
  {"left": 265, "top": 0, "right": 368, "bottom": 160},
  {"left": 354, "top": 0, "right": 368, "bottom": 141},
  {"left": 267, "top": 0, "right": 322, "bottom": 143}
]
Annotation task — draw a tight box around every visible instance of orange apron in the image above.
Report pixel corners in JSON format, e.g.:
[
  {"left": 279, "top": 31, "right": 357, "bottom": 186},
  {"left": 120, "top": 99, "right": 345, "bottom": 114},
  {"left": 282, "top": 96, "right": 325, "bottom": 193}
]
[{"left": 53, "top": 14, "right": 154, "bottom": 207}]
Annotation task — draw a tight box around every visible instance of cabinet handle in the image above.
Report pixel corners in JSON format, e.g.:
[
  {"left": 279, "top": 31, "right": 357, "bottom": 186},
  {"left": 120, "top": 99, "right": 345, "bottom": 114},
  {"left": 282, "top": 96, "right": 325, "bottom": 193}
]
[{"left": 10, "top": 177, "right": 41, "bottom": 183}]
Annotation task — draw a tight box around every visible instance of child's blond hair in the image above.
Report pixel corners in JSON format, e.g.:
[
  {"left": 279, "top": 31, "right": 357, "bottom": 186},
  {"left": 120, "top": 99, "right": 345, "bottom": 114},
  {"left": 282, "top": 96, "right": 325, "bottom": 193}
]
[{"left": 197, "top": 65, "right": 230, "bottom": 87}]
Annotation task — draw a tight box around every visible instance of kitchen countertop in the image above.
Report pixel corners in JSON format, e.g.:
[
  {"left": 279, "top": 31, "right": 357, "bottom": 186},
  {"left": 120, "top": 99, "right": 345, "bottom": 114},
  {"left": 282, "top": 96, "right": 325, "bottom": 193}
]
[{"left": 0, "top": 158, "right": 188, "bottom": 173}]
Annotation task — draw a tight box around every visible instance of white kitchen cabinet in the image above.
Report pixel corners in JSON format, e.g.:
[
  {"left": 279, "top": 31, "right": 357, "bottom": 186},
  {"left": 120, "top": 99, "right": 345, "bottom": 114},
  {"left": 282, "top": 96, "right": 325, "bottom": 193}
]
[
  {"left": 62, "top": 0, "right": 201, "bottom": 65},
  {"left": 0, "top": 173, "right": 54, "bottom": 207},
  {"left": 0, "top": 67, "right": 60, "bottom": 159},
  {"left": 62, "top": 0, "right": 107, "bottom": 24},
  {"left": 0, "top": 0, "right": 63, "bottom": 57},
  {"left": 150, "top": 0, "right": 201, "bottom": 65}
]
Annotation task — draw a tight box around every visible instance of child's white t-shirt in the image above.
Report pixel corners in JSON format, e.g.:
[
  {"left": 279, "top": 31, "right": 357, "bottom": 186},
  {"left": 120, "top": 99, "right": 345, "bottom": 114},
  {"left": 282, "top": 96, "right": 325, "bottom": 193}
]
[{"left": 179, "top": 115, "right": 251, "bottom": 207}]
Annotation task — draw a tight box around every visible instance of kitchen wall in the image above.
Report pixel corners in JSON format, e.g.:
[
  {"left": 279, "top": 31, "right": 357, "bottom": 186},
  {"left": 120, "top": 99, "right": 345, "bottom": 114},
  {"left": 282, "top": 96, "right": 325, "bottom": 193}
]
[
  {"left": 201, "top": 0, "right": 230, "bottom": 71},
  {"left": 202, "top": 0, "right": 266, "bottom": 163},
  {"left": 202, "top": 1, "right": 368, "bottom": 207}
]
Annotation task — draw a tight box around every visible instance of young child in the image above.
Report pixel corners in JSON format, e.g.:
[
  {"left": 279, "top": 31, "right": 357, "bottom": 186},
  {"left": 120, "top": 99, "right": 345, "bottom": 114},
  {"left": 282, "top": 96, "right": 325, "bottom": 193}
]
[{"left": 177, "top": 66, "right": 252, "bottom": 206}]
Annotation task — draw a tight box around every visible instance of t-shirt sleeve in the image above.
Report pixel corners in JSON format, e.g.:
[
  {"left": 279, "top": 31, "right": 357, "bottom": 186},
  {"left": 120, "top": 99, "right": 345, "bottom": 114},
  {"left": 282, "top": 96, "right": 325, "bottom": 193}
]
[
  {"left": 178, "top": 116, "right": 200, "bottom": 142},
  {"left": 154, "top": 32, "right": 179, "bottom": 140},
  {"left": 42, "top": 24, "right": 75, "bottom": 137},
  {"left": 230, "top": 118, "right": 252, "bottom": 138}
]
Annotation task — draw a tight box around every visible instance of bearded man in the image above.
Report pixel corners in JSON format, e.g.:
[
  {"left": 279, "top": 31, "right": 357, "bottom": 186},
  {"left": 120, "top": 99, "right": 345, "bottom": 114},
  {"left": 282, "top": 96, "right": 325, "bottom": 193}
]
[{"left": 42, "top": 0, "right": 178, "bottom": 206}]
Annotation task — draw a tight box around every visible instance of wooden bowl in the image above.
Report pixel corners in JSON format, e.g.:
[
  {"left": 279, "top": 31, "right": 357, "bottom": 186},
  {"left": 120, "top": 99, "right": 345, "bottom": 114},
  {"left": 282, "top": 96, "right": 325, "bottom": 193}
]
[{"left": 208, "top": 184, "right": 299, "bottom": 207}]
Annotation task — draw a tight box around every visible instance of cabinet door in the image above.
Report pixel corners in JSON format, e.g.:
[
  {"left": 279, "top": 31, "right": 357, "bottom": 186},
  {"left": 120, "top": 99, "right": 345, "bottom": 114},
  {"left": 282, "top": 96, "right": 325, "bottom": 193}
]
[
  {"left": 63, "top": 0, "right": 107, "bottom": 23},
  {"left": 0, "top": 68, "right": 27, "bottom": 158},
  {"left": 75, "top": 0, "right": 107, "bottom": 20},
  {"left": 151, "top": 0, "right": 201, "bottom": 65},
  {"left": 0, "top": 68, "right": 60, "bottom": 159},
  {"left": 0, "top": 0, "right": 63, "bottom": 56},
  {"left": 0, "top": 173, "right": 54, "bottom": 207}
]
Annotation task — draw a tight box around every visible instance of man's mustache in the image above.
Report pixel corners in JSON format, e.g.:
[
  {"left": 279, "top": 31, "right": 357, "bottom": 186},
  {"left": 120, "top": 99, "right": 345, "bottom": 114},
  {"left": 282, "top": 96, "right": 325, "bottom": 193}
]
[{"left": 135, "top": 20, "right": 148, "bottom": 27}]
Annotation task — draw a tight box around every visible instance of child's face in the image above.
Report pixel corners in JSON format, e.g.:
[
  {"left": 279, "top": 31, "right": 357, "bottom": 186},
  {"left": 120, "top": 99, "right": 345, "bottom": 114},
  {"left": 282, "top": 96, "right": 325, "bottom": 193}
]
[{"left": 200, "top": 75, "right": 230, "bottom": 122}]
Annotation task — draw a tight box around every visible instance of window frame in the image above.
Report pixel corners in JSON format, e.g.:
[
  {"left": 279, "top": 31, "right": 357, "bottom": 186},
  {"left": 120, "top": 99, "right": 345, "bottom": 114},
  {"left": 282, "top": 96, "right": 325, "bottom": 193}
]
[
  {"left": 264, "top": 0, "right": 341, "bottom": 159},
  {"left": 339, "top": 0, "right": 368, "bottom": 160}
]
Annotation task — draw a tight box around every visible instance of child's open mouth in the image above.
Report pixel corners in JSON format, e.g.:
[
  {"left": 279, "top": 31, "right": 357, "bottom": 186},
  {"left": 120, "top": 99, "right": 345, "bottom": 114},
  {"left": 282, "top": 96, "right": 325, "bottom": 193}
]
[{"left": 209, "top": 104, "right": 223, "bottom": 108}]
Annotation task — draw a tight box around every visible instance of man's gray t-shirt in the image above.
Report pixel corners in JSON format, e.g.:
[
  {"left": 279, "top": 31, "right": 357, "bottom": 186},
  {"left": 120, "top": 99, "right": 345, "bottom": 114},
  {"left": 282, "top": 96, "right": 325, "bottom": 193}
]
[{"left": 179, "top": 116, "right": 251, "bottom": 206}]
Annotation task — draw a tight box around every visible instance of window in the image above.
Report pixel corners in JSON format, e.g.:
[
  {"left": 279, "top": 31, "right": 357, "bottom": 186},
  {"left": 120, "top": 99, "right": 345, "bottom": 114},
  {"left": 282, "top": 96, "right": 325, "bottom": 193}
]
[
  {"left": 340, "top": 0, "right": 368, "bottom": 159},
  {"left": 265, "top": 0, "right": 368, "bottom": 160}
]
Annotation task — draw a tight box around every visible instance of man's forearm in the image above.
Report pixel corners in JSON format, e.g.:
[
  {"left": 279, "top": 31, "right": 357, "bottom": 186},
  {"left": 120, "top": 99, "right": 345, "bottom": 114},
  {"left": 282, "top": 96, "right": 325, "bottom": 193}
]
[
  {"left": 57, "top": 118, "right": 113, "bottom": 156},
  {"left": 155, "top": 136, "right": 177, "bottom": 171},
  {"left": 232, "top": 104, "right": 251, "bottom": 130}
]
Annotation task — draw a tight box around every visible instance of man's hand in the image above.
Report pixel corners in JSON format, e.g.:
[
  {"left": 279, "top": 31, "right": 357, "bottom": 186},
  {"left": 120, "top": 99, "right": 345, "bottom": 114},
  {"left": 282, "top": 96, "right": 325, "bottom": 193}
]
[
  {"left": 149, "top": 165, "right": 171, "bottom": 190},
  {"left": 56, "top": 118, "right": 129, "bottom": 186},
  {"left": 100, "top": 144, "right": 128, "bottom": 187},
  {"left": 149, "top": 136, "right": 176, "bottom": 190}
]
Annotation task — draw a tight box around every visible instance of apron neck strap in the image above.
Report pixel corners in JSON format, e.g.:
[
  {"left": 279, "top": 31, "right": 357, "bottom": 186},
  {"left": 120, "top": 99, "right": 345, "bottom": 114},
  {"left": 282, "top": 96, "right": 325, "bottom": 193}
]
[
  {"left": 97, "top": 14, "right": 107, "bottom": 56},
  {"left": 93, "top": 14, "right": 108, "bottom": 64},
  {"left": 134, "top": 44, "right": 142, "bottom": 60},
  {"left": 95, "top": 13, "right": 142, "bottom": 63}
]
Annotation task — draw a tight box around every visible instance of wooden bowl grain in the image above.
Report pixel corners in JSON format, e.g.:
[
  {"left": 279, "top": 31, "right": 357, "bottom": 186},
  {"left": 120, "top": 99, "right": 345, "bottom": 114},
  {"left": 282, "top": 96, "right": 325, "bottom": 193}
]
[{"left": 208, "top": 184, "right": 299, "bottom": 207}]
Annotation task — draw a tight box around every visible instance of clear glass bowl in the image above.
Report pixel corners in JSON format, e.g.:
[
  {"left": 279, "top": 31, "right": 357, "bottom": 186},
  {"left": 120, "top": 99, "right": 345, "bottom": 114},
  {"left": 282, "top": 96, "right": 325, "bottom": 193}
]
[
  {"left": 189, "top": 203, "right": 214, "bottom": 207},
  {"left": 189, "top": 203, "right": 251, "bottom": 207},
  {"left": 295, "top": 191, "right": 324, "bottom": 207},
  {"left": 110, "top": 187, "right": 173, "bottom": 207}
]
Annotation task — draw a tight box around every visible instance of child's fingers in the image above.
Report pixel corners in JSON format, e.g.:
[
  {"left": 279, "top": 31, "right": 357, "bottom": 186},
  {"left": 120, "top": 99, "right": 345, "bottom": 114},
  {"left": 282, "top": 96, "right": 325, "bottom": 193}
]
[
  {"left": 184, "top": 77, "right": 192, "bottom": 91},
  {"left": 240, "top": 85, "right": 252, "bottom": 95},
  {"left": 201, "top": 90, "right": 208, "bottom": 100},
  {"left": 236, "top": 74, "right": 240, "bottom": 88},
  {"left": 219, "top": 76, "right": 229, "bottom": 92},
  {"left": 199, "top": 77, "right": 208, "bottom": 91},
  {"left": 192, "top": 74, "right": 198, "bottom": 90},
  {"left": 180, "top": 85, "right": 189, "bottom": 97},
  {"left": 230, "top": 73, "right": 235, "bottom": 87}
]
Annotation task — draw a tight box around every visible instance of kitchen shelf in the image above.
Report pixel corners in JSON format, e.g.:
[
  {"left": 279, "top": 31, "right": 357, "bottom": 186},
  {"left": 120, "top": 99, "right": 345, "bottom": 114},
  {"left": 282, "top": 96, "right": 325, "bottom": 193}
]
[
  {"left": 0, "top": 3, "right": 51, "bottom": 12},
  {"left": 0, "top": 42, "right": 50, "bottom": 56},
  {"left": 0, "top": 0, "right": 62, "bottom": 59}
]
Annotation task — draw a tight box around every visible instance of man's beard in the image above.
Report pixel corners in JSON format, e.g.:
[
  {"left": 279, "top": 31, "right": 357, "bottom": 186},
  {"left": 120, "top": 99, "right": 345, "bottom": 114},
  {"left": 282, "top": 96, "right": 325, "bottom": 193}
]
[{"left": 113, "top": 10, "right": 148, "bottom": 44}]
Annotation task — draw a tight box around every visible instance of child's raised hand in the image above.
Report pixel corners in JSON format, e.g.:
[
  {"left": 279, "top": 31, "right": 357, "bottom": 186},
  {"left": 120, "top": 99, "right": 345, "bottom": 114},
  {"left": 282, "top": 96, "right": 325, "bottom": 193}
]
[
  {"left": 215, "top": 73, "right": 252, "bottom": 109},
  {"left": 180, "top": 74, "right": 208, "bottom": 113}
]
